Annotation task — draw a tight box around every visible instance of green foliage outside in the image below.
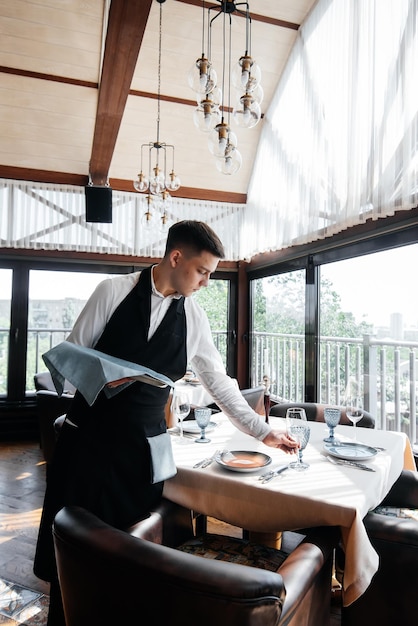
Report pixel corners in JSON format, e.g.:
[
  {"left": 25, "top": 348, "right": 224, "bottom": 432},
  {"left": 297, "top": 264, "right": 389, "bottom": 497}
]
[{"left": 193, "top": 279, "right": 229, "bottom": 366}]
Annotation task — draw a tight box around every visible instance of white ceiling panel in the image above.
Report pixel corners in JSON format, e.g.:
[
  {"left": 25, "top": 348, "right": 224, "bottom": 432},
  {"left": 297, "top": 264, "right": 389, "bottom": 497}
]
[{"left": 0, "top": 0, "right": 318, "bottom": 199}]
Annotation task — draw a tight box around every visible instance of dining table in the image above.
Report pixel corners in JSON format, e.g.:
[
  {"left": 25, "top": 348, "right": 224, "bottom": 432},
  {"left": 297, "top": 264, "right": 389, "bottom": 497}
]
[{"left": 164, "top": 413, "right": 416, "bottom": 607}]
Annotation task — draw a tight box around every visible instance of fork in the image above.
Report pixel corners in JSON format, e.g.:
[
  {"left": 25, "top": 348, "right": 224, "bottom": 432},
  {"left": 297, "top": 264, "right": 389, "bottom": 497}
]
[{"left": 193, "top": 449, "right": 222, "bottom": 469}]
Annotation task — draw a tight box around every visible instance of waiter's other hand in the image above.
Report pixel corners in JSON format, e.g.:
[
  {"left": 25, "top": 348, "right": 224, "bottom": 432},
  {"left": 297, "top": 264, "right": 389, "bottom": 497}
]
[
  {"left": 262, "top": 430, "right": 299, "bottom": 453},
  {"left": 106, "top": 377, "right": 134, "bottom": 388}
]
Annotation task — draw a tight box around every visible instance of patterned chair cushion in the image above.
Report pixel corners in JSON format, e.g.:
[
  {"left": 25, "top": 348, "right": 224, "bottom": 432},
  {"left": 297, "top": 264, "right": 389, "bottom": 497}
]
[
  {"left": 372, "top": 506, "right": 418, "bottom": 521},
  {"left": 177, "top": 533, "right": 288, "bottom": 571}
]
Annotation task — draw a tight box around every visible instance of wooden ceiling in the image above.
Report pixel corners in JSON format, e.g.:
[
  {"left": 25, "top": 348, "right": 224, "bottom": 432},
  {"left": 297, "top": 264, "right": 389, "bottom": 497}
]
[{"left": 0, "top": 0, "right": 317, "bottom": 203}]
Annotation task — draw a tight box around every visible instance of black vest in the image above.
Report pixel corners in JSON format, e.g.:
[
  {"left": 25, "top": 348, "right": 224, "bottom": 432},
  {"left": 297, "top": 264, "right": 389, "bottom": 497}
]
[{"left": 68, "top": 266, "right": 187, "bottom": 437}]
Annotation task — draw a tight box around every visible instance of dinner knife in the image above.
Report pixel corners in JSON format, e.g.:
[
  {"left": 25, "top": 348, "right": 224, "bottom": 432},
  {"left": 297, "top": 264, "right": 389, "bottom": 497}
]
[
  {"left": 327, "top": 456, "right": 375, "bottom": 472},
  {"left": 259, "top": 464, "right": 290, "bottom": 483}
]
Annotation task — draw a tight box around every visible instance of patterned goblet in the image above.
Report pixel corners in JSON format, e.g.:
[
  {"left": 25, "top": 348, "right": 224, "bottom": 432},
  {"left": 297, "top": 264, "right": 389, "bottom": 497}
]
[
  {"left": 323, "top": 408, "right": 341, "bottom": 443},
  {"left": 194, "top": 407, "right": 212, "bottom": 443}
]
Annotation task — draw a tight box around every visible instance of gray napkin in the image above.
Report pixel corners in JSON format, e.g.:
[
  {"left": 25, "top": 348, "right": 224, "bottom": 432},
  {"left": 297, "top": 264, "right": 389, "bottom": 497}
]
[
  {"left": 42, "top": 342, "right": 174, "bottom": 406},
  {"left": 146, "top": 432, "right": 177, "bottom": 483}
]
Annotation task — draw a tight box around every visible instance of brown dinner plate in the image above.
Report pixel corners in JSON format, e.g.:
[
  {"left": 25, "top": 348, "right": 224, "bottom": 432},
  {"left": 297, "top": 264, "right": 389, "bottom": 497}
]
[{"left": 216, "top": 450, "right": 272, "bottom": 473}]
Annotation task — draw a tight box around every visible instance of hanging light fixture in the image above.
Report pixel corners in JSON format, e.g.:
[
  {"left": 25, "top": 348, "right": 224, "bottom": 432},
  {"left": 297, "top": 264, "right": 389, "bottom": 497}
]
[
  {"left": 189, "top": 1, "right": 262, "bottom": 175},
  {"left": 133, "top": 0, "right": 180, "bottom": 228}
]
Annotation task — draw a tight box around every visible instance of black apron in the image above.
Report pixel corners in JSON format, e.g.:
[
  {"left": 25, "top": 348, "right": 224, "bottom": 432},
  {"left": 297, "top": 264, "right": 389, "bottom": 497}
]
[{"left": 34, "top": 267, "right": 187, "bottom": 581}]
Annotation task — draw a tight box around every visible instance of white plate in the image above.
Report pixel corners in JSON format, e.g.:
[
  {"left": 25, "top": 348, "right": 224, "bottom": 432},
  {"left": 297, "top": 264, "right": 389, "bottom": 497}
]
[
  {"left": 216, "top": 450, "right": 272, "bottom": 473},
  {"left": 324, "top": 442, "right": 378, "bottom": 461},
  {"left": 181, "top": 420, "right": 217, "bottom": 434}
]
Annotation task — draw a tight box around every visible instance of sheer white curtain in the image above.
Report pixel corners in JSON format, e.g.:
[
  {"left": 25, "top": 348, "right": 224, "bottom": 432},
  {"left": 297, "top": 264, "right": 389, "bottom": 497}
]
[
  {"left": 244, "top": 0, "right": 418, "bottom": 259},
  {"left": 0, "top": 179, "right": 245, "bottom": 261}
]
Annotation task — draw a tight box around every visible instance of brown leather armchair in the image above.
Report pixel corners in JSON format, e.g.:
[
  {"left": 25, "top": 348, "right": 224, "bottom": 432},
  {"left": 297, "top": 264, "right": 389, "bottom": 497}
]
[
  {"left": 34, "top": 371, "right": 75, "bottom": 465},
  {"left": 340, "top": 469, "right": 418, "bottom": 626},
  {"left": 53, "top": 499, "right": 339, "bottom": 626},
  {"left": 269, "top": 401, "right": 375, "bottom": 429}
]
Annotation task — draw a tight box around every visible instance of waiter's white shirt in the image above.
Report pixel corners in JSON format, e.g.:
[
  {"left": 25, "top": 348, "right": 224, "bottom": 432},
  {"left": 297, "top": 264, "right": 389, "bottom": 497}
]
[{"left": 67, "top": 270, "right": 271, "bottom": 440}]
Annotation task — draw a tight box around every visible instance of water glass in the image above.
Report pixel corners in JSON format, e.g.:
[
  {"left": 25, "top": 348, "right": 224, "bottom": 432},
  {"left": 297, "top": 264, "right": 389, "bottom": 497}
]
[
  {"left": 285, "top": 407, "right": 310, "bottom": 471},
  {"left": 323, "top": 408, "right": 341, "bottom": 443},
  {"left": 345, "top": 396, "right": 363, "bottom": 441},
  {"left": 194, "top": 407, "right": 212, "bottom": 443},
  {"left": 171, "top": 389, "right": 191, "bottom": 444}
]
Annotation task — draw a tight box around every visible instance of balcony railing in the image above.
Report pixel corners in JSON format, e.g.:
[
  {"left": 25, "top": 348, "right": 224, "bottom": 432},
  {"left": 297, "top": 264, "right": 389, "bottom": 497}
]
[
  {"left": 1, "top": 327, "right": 417, "bottom": 444},
  {"left": 252, "top": 331, "right": 418, "bottom": 444}
]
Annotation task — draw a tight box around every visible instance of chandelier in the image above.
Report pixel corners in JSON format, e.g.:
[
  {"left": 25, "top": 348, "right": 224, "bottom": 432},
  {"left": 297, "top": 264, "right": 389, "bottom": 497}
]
[
  {"left": 188, "top": 1, "right": 263, "bottom": 175},
  {"left": 133, "top": 0, "right": 180, "bottom": 230}
]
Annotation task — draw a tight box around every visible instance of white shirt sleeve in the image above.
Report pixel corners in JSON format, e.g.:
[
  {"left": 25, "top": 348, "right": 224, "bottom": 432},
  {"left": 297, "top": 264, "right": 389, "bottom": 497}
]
[{"left": 185, "top": 298, "right": 271, "bottom": 441}]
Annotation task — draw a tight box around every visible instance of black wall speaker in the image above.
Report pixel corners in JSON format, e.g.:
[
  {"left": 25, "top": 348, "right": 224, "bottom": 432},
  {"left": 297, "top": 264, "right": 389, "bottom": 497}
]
[{"left": 85, "top": 186, "right": 113, "bottom": 223}]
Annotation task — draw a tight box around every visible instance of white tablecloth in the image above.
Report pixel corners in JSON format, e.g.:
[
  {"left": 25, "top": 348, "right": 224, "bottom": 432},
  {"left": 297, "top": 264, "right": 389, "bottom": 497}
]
[
  {"left": 164, "top": 415, "right": 409, "bottom": 606},
  {"left": 173, "top": 379, "right": 214, "bottom": 408}
]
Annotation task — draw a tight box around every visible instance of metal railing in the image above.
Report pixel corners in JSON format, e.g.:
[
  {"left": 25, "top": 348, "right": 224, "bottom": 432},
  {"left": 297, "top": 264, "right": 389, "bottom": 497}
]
[{"left": 252, "top": 331, "right": 418, "bottom": 444}]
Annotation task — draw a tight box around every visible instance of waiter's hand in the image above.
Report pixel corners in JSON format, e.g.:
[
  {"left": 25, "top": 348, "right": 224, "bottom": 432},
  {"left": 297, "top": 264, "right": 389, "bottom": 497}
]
[
  {"left": 106, "top": 377, "right": 134, "bottom": 388},
  {"left": 262, "top": 430, "right": 299, "bottom": 453}
]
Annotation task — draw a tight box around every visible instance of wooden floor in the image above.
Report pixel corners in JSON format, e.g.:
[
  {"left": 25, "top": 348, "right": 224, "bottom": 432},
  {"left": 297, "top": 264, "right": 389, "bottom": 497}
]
[{"left": 0, "top": 440, "right": 341, "bottom": 625}]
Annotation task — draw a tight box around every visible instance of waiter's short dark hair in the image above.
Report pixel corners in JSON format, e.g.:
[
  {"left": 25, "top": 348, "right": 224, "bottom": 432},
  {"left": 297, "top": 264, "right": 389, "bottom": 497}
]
[{"left": 165, "top": 220, "right": 225, "bottom": 259}]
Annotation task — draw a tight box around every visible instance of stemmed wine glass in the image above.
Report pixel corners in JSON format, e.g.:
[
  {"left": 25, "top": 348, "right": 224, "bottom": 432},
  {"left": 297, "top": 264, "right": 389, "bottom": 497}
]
[
  {"left": 286, "top": 407, "right": 311, "bottom": 471},
  {"left": 323, "top": 408, "right": 341, "bottom": 443},
  {"left": 194, "top": 407, "right": 212, "bottom": 443},
  {"left": 171, "top": 389, "right": 191, "bottom": 444},
  {"left": 345, "top": 395, "right": 363, "bottom": 441}
]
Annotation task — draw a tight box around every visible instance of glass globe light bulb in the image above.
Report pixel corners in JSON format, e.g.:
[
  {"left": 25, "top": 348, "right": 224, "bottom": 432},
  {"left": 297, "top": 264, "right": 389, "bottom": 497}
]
[
  {"left": 159, "top": 210, "right": 170, "bottom": 234},
  {"left": 233, "top": 94, "right": 261, "bottom": 128},
  {"left": 188, "top": 56, "right": 217, "bottom": 94},
  {"left": 133, "top": 171, "right": 149, "bottom": 193},
  {"left": 193, "top": 99, "right": 221, "bottom": 132},
  {"left": 149, "top": 166, "right": 166, "bottom": 195},
  {"left": 208, "top": 123, "right": 237, "bottom": 157},
  {"left": 141, "top": 208, "right": 153, "bottom": 229},
  {"left": 160, "top": 190, "right": 172, "bottom": 209},
  {"left": 166, "top": 170, "right": 181, "bottom": 192},
  {"left": 215, "top": 145, "right": 242, "bottom": 175},
  {"left": 232, "top": 55, "right": 261, "bottom": 93}
]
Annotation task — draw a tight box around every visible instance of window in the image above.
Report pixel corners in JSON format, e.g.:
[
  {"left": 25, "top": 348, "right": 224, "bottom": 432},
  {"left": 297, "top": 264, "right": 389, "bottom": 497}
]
[
  {"left": 250, "top": 270, "right": 306, "bottom": 401},
  {"left": 0, "top": 269, "right": 12, "bottom": 395},
  {"left": 27, "top": 270, "right": 114, "bottom": 392},
  {"left": 320, "top": 244, "right": 418, "bottom": 442},
  {"left": 193, "top": 278, "right": 229, "bottom": 368}
]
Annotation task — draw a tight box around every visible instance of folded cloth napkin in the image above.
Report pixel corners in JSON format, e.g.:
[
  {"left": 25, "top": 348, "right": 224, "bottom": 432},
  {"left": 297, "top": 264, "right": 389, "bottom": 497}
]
[
  {"left": 42, "top": 342, "right": 174, "bottom": 406},
  {"left": 146, "top": 432, "right": 177, "bottom": 483}
]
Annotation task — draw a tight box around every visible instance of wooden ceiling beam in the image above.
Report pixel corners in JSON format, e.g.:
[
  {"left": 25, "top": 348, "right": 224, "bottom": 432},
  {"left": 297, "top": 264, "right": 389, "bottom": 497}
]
[
  {"left": 0, "top": 166, "right": 246, "bottom": 204},
  {"left": 89, "top": 0, "right": 153, "bottom": 186}
]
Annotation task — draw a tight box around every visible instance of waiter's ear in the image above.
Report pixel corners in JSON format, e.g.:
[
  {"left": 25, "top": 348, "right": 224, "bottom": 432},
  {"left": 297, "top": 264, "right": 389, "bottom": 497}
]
[{"left": 169, "top": 249, "right": 182, "bottom": 267}]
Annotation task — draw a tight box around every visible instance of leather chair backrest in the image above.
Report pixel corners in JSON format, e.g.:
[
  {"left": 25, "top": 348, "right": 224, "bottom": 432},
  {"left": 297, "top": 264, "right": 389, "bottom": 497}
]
[
  {"left": 53, "top": 506, "right": 286, "bottom": 626},
  {"left": 269, "top": 401, "right": 375, "bottom": 428},
  {"left": 240, "top": 385, "right": 266, "bottom": 416},
  {"left": 34, "top": 370, "right": 76, "bottom": 395}
]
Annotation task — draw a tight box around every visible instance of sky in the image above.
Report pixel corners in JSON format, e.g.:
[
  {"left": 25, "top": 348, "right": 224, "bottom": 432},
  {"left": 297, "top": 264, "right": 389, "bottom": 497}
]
[{"left": 321, "top": 244, "right": 418, "bottom": 328}]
